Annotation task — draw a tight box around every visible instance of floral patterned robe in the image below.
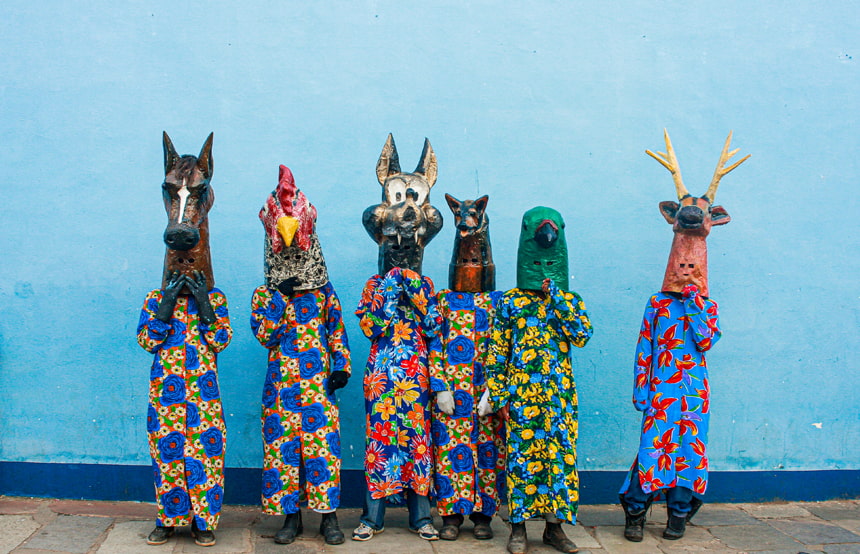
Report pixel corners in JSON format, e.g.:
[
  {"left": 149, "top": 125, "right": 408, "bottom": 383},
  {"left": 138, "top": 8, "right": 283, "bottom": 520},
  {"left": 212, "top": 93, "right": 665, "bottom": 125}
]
[
  {"left": 250, "top": 283, "right": 351, "bottom": 514},
  {"left": 485, "top": 282, "right": 592, "bottom": 524},
  {"left": 430, "top": 290, "right": 506, "bottom": 517},
  {"left": 137, "top": 289, "right": 232, "bottom": 530},
  {"left": 355, "top": 268, "right": 445, "bottom": 500},
  {"left": 619, "top": 291, "right": 720, "bottom": 497}
]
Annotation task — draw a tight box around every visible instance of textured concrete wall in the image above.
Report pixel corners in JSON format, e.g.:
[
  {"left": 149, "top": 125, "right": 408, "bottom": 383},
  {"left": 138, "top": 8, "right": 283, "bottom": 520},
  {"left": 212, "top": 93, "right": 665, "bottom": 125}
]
[{"left": 1, "top": 1, "right": 857, "bottom": 485}]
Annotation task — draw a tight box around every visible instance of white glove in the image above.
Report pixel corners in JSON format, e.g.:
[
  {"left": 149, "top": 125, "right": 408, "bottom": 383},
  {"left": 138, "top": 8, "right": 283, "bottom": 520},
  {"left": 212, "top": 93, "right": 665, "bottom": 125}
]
[
  {"left": 436, "top": 391, "right": 455, "bottom": 415},
  {"left": 477, "top": 389, "right": 492, "bottom": 417}
]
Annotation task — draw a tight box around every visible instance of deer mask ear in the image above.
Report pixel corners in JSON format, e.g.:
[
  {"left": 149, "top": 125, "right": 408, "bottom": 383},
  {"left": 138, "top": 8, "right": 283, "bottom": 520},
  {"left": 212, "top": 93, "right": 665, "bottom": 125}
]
[
  {"left": 445, "top": 193, "right": 461, "bottom": 214},
  {"left": 710, "top": 205, "right": 732, "bottom": 225},
  {"left": 163, "top": 131, "right": 181, "bottom": 175},
  {"left": 659, "top": 201, "right": 679, "bottom": 224},
  {"left": 376, "top": 133, "right": 401, "bottom": 185},
  {"left": 197, "top": 133, "right": 214, "bottom": 178},
  {"left": 414, "top": 138, "right": 437, "bottom": 188}
]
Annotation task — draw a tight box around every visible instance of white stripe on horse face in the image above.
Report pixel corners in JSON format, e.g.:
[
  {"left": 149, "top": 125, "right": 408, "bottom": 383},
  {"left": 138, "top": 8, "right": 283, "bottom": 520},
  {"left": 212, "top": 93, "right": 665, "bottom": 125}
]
[{"left": 176, "top": 180, "right": 190, "bottom": 224}]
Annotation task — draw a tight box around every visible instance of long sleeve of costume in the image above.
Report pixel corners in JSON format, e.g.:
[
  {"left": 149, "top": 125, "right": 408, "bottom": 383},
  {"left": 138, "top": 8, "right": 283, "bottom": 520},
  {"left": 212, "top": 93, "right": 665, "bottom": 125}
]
[
  {"left": 198, "top": 291, "right": 232, "bottom": 353},
  {"left": 632, "top": 299, "right": 657, "bottom": 411},
  {"left": 250, "top": 288, "right": 289, "bottom": 348},
  {"left": 685, "top": 294, "right": 721, "bottom": 352},
  {"left": 137, "top": 291, "right": 172, "bottom": 353},
  {"left": 398, "top": 269, "right": 446, "bottom": 393},
  {"left": 356, "top": 274, "right": 399, "bottom": 340},
  {"left": 484, "top": 297, "right": 512, "bottom": 411},
  {"left": 548, "top": 280, "right": 593, "bottom": 348},
  {"left": 427, "top": 298, "right": 452, "bottom": 394},
  {"left": 323, "top": 283, "right": 352, "bottom": 377}
]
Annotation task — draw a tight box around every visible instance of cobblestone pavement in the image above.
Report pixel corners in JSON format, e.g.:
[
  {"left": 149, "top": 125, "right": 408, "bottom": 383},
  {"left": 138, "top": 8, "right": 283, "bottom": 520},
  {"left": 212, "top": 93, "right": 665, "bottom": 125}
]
[{"left": 1, "top": 496, "right": 859, "bottom": 553}]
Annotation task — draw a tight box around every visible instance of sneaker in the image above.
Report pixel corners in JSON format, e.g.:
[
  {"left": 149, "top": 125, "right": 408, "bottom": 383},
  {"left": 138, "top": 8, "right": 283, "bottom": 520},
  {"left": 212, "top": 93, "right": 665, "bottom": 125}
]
[
  {"left": 352, "top": 522, "right": 384, "bottom": 541},
  {"left": 411, "top": 523, "right": 440, "bottom": 541}
]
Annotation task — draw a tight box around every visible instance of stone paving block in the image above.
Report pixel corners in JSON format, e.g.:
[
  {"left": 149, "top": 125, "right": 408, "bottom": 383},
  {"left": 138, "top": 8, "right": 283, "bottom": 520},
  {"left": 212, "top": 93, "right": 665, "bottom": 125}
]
[
  {"left": 804, "top": 501, "right": 860, "bottom": 521},
  {"left": 96, "top": 520, "right": 174, "bottom": 553},
  {"left": 831, "top": 518, "right": 860, "bottom": 535},
  {"left": 593, "top": 525, "right": 661, "bottom": 553},
  {"left": 708, "top": 523, "right": 804, "bottom": 551},
  {"left": 654, "top": 525, "right": 735, "bottom": 553},
  {"left": 0, "top": 498, "right": 44, "bottom": 515},
  {"left": 578, "top": 504, "right": 625, "bottom": 527},
  {"left": 250, "top": 535, "right": 324, "bottom": 554},
  {"left": 0, "top": 514, "right": 41, "bottom": 553},
  {"left": 767, "top": 518, "right": 860, "bottom": 545},
  {"left": 736, "top": 502, "right": 813, "bottom": 519},
  {"left": 20, "top": 514, "right": 113, "bottom": 554},
  {"left": 50, "top": 500, "right": 157, "bottom": 519},
  {"left": 342, "top": 527, "right": 435, "bottom": 554},
  {"left": 688, "top": 504, "right": 762, "bottom": 526},
  {"left": 821, "top": 545, "right": 860, "bottom": 554},
  {"left": 217, "top": 506, "right": 259, "bottom": 528},
  {"left": 174, "top": 527, "right": 251, "bottom": 553}
]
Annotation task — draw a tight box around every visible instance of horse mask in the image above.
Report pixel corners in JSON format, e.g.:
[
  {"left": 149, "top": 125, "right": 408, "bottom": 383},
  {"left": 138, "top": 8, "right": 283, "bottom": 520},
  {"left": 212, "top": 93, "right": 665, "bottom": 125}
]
[
  {"left": 516, "top": 206, "right": 569, "bottom": 291},
  {"left": 362, "top": 134, "right": 443, "bottom": 275},
  {"left": 161, "top": 132, "right": 215, "bottom": 291},
  {"left": 259, "top": 165, "right": 328, "bottom": 292}
]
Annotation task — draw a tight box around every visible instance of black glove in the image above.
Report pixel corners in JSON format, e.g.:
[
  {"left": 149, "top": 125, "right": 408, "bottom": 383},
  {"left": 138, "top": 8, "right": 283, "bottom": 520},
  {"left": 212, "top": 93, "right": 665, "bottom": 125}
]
[
  {"left": 276, "top": 276, "right": 303, "bottom": 296},
  {"left": 155, "top": 271, "right": 183, "bottom": 323},
  {"left": 326, "top": 370, "right": 349, "bottom": 395},
  {"left": 186, "top": 270, "right": 217, "bottom": 324}
]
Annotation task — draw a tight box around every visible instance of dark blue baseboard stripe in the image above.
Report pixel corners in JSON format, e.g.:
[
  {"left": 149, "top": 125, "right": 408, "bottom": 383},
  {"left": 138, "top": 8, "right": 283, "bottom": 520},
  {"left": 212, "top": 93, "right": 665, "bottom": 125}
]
[{"left": 1, "top": 462, "right": 858, "bottom": 506}]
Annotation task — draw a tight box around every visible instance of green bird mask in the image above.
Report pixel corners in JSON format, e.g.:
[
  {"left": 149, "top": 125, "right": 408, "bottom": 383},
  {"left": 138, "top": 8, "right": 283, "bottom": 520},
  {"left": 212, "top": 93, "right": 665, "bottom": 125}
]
[{"left": 516, "top": 206, "right": 569, "bottom": 291}]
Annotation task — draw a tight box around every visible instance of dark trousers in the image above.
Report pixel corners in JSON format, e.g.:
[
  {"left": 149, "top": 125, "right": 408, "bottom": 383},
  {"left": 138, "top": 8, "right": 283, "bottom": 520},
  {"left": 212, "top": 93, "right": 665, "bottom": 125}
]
[{"left": 623, "top": 468, "right": 694, "bottom": 517}]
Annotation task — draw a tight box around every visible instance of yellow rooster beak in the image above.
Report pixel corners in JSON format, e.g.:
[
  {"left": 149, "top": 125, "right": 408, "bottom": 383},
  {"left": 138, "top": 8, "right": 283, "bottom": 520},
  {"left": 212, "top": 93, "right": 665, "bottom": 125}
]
[{"left": 276, "top": 216, "right": 299, "bottom": 247}]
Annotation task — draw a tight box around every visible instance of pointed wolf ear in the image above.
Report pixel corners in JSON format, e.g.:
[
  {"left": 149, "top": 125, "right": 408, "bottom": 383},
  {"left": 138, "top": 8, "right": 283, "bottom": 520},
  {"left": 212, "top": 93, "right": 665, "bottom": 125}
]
[
  {"left": 710, "top": 205, "right": 732, "bottom": 226},
  {"left": 163, "top": 131, "right": 181, "bottom": 175},
  {"left": 376, "top": 133, "right": 401, "bottom": 185},
  {"left": 414, "top": 138, "right": 437, "bottom": 187},
  {"left": 659, "top": 201, "right": 679, "bottom": 224},
  {"left": 444, "top": 193, "right": 460, "bottom": 214},
  {"left": 473, "top": 195, "right": 489, "bottom": 215},
  {"left": 197, "top": 133, "right": 214, "bottom": 178}
]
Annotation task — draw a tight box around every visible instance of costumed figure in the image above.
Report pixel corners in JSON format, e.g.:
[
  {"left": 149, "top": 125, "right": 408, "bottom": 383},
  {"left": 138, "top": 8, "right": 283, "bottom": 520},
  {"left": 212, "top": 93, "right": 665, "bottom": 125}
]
[
  {"left": 137, "top": 132, "right": 232, "bottom": 547},
  {"left": 250, "top": 165, "right": 351, "bottom": 545},
  {"left": 480, "top": 207, "right": 593, "bottom": 554},
  {"left": 352, "top": 135, "right": 445, "bottom": 542},
  {"left": 430, "top": 194, "right": 505, "bottom": 541},
  {"left": 619, "top": 130, "right": 746, "bottom": 542}
]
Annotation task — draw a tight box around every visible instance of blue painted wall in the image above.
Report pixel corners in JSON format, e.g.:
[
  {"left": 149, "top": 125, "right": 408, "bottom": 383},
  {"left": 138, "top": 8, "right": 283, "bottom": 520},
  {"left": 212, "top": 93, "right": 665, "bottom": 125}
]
[{"left": 1, "top": 1, "right": 858, "bottom": 498}]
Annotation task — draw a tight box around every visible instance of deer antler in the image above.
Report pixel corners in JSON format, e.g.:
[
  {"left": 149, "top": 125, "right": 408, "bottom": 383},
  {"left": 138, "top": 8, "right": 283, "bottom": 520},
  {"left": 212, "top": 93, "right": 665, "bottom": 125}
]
[
  {"left": 646, "top": 129, "right": 690, "bottom": 200},
  {"left": 704, "top": 131, "right": 750, "bottom": 203}
]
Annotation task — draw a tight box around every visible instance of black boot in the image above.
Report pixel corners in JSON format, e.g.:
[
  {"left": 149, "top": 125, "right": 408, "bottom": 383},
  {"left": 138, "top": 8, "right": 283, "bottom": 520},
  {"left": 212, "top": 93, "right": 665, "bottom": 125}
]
[
  {"left": 663, "top": 512, "right": 686, "bottom": 540},
  {"left": 274, "top": 511, "right": 303, "bottom": 545},
  {"left": 507, "top": 522, "right": 527, "bottom": 554},
  {"left": 146, "top": 525, "right": 174, "bottom": 545},
  {"left": 620, "top": 494, "right": 648, "bottom": 542},
  {"left": 470, "top": 513, "right": 493, "bottom": 540},
  {"left": 320, "top": 512, "right": 345, "bottom": 545},
  {"left": 440, "top": 514, "right": 463, "bottom": 540},
  {"left": 687, "top": 497, "right": 704, "bottom": 522},
  {"left": 542, "top": 522, "right": 578, "bottom": 553},
  {"left": 191, "top": 519, "right": 216, "bottom": 547}
]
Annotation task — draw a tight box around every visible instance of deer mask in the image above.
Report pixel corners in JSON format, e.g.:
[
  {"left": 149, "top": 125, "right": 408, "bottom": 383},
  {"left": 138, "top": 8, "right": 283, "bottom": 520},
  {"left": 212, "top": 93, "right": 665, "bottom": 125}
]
[
  {"left": 362, "top": 134, "right": 444, "bottom": 275},
  {"left": 259, "top": 165, "right": 329, "bottom": 292},
  {"left": 161, "top": 132, "right": 215, "bottom": 291},
  {"left": 648, "top": 130, "right": 749, "bottom": 297}
]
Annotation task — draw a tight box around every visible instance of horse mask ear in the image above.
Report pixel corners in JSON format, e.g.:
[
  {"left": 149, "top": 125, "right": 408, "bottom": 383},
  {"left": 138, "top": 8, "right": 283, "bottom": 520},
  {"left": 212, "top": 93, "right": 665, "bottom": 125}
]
[
  {"left": 163, "top": 131, "right": 181, "bottom": 175},
  {"left": 197, "top": 132, "right": 214, "bottom": 179}
]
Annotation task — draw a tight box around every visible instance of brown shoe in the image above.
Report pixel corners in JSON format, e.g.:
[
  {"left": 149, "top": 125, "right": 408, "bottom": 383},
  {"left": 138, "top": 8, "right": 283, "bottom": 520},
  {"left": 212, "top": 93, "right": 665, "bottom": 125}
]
[
  {"left": 191, "top": 520, "right": 216, "bottom": 547},
  {"left": 542, "top": 522, "right": 578, "bottom": 553}
]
